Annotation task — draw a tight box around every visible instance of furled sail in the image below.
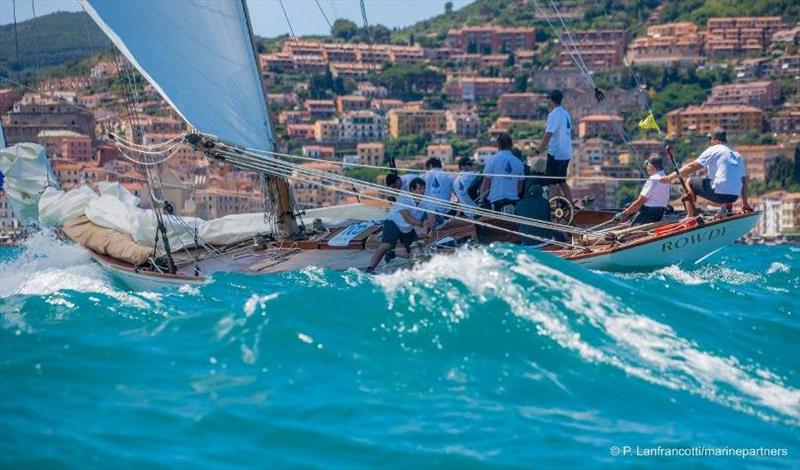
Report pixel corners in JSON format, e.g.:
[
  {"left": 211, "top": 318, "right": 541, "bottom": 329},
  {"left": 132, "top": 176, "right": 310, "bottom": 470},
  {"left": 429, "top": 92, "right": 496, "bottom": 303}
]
[
  {"left": 0, "top": 119, "right": 6, "bottom": 149},
  {"left": 79, "top": 0, "right": 273, "bottom": 152}
]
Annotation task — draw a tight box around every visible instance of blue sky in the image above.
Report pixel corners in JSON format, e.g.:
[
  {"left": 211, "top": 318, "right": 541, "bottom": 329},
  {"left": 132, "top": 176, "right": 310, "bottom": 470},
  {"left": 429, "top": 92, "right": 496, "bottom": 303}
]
[{"left": 0, "top": 0, "right": 473, "bottom": 37}]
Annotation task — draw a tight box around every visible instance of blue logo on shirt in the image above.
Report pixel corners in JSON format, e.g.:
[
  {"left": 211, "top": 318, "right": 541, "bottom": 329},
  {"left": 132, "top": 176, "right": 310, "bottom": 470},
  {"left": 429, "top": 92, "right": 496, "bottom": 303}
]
[
  {"left": 458, "top": 181, "right": 464, "bottom": 191},
  {"left": 432, "top": 177, "right": 440, "bottom": 188},
  {"left": 566, "top": 117, "right": 571, "bottom": 129},
  {"left": 505, "top": 162, "right": 512, "bottom": 173}
]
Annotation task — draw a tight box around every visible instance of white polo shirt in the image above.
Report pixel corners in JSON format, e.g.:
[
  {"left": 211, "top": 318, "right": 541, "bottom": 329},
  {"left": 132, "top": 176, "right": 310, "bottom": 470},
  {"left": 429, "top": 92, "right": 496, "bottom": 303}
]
[
  {"left": 484, "top": 150, "right": 524, "bottom": 203},
  {"left": 545, "top": 105, "right": 573, "bottom": 160},
  {"left": 695, "top": 144, "right": 747, "bottom": 196},
  {"left": 640, "top": 171, "right": 670, "bottom": 207},
  {"left": 387, "top": 195, "right": 423, "bottom": 233}
]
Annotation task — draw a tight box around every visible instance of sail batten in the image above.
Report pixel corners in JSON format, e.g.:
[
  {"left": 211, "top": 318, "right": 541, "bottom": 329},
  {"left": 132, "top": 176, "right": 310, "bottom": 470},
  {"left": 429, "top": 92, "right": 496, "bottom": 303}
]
[{"left": 79, "top": 0, "right": 273, "bottom": 152}]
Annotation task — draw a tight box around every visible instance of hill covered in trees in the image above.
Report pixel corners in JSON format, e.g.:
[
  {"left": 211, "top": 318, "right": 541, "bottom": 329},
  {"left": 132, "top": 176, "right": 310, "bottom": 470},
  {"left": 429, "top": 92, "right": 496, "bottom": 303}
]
[{"left": 0, "top": 11, "right": 111, "bottom": 82}]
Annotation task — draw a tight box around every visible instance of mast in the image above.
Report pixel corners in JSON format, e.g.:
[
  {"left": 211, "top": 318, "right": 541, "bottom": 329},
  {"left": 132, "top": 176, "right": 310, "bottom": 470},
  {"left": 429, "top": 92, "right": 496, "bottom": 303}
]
[{"left": 239, "top": 0, "right": 299, "bottom": 239}]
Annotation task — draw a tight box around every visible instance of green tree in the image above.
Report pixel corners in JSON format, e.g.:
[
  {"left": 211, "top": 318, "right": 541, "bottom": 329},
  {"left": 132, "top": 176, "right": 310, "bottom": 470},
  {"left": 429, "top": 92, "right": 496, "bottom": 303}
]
[
  {"left": 651, "top": 83, "right": 707, "bottom": 119},
  {"left": 445, "top": 1, "right": 454, "bottom": 14},
  {"left": 331, "top": 18, "right": 359, "bottom": 41}
]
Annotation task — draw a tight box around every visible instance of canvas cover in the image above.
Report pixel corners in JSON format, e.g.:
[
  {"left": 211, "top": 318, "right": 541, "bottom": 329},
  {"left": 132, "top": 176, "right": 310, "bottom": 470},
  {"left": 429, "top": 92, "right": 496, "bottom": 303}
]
[{"left": 62, "top": 216, "right": 154, "bottom": 266}]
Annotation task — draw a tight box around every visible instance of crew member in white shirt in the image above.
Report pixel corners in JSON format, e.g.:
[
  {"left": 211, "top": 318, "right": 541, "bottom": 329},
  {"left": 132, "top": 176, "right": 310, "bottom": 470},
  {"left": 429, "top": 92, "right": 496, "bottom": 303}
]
[
  {"left": 453, "top": 156, "right": 479, "bottom": 218},
  {"left": 614, "top": 155, "right": 671, "bottom": 225},
  {"left": 660, "top": 128, "right": 753, "bottom": 217},
  {"left": 366, "top": 177, "right": 429, "bottom": 273},
  {"left": 422, "top": 157, "right": 455, "bottom": 224},
  {"left": 480, "top": 132, "right": 524, "bottom": 212},
  {"left": 537, "top": 89, "right": 573, "bottom": 202}
]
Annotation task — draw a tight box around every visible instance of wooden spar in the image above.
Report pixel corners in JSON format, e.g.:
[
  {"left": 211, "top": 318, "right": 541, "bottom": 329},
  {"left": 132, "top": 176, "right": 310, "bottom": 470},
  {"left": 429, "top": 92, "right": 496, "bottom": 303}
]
[{"left": 240, "top": 0, "right": 299, "bottom": 238}]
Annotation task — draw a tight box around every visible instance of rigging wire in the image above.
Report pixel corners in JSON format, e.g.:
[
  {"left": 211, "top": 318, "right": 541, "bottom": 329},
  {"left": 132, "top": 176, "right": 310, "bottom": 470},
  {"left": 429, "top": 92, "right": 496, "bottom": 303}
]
[
  {"left": 11, "top": 0, "right": 21, "bottom": 84},
  {"left": 212, "top": 144, "right": 600, "bottom": 239},
  {"left": 215, "top": 148, "right": 585, "bottom": 250}
]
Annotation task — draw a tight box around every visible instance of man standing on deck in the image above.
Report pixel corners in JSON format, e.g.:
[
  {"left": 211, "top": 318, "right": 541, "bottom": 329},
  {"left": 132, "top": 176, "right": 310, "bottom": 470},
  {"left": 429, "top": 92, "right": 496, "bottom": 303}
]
[
  {"left": 660, "top": 128, "right": 753, "bottom": 217},
  {"left": 480, "top": 132, "right": 524, "bottom": 212},
  {"left": 537, "top": 89, "right": 573, "bottom": 202}
]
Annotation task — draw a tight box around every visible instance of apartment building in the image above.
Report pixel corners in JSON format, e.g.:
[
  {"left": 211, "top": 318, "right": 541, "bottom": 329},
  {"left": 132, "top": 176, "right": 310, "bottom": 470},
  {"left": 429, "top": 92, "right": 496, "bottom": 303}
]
[
  {"left": 557, "top": 29, "right": 627, "bottom": 68},
  {"left": 338, "top": 111, "right": 386, "bottom": 142},
  {"left": 302, "top": 145, "right": 335, "bottom": 160},
  {"left": 3, "top": 101, "right": 96, "bottom": 145},
  {"left": 445, "top": 109, "right": 480, "bottom": 138},
  {"left": 37, "top": 130, "right": 93, "bottom": 161},
  {"left": 665, "top": 105, "right": 765, "bottom": 137},
  {"left": 356, "top": 142, "right": 385, "bottom": 167},
  {"left": 314, "top": 119, "right": 340, "bottom": 142},
  {"left": 336, "top": 95, "right": 370, "bottom": 114},
  {"left": 387, "top": 109, "right": 446, "bottom": 138},
  {"left": 426, "top": 144, "right": 454, "bottom": 163},
  {"left": 305, "top": 100, "right": 337, "bottom": 120},
  {"left": 705, "top": 80, "right": 781, "bottom": 108},
  {"left": 706, "top": 17, "right": 785, "bottom": 57},
  {"left": 497, "top": 93, "right": 548, "bottom": 119},
  {"left": 738, "top": 144, "right": 797, "bottom": 181},
  {"left": 444, "top": 76, "right": 513, "bottom": 101},
  {"left": 578, "top": 114, "right": 624, "bottom": 142},
  {"left": 446, "top": 26, "right": 536, "bottom": 53},
  {"left": 627, "top": 22, "right": 703, "bottom": 66}
]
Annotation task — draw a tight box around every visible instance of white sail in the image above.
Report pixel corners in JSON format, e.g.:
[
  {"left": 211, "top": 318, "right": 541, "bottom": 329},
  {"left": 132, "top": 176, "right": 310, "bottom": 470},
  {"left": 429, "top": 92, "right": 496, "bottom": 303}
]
[
  {"left": 79, "top": 0, "right": 274, "bottom": 152},
  {"left": 0, "top": 120, "right": 6, "bottom": 149}
]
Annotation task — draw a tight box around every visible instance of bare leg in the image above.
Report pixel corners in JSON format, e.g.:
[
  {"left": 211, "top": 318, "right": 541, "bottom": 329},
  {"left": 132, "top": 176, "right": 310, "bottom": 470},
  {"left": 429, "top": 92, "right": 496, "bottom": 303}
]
[
  {"left": 368, "top": 242, "right": 392, "bottom": 269},
  {"left": 559, "top": 181, "right": 572, "bottom": 202},
  {"left": 684, "top": 185, "right": 698, "bottom": 218}
]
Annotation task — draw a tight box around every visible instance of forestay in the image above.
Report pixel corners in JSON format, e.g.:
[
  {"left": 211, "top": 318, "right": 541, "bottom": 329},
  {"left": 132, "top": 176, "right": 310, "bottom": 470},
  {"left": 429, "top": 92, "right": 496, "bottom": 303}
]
[{"left": 79, "top": 0, "right": 274, "bottom": 152}]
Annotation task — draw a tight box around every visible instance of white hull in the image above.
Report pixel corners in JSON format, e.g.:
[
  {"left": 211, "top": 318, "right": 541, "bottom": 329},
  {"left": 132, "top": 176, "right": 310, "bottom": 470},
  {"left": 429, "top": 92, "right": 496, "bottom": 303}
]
[
  {"left": 573, "top": 213, "right": 760, "bottom": 272},
  {"left": 92, "top": 254, "right": 205, "bottom": 291}
]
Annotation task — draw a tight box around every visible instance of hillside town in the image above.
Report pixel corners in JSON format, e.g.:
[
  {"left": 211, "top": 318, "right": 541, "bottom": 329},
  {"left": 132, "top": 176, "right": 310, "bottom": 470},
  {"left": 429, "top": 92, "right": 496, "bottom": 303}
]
[{"left": 1, "top": 5, "right": 799, "bottom": 243}]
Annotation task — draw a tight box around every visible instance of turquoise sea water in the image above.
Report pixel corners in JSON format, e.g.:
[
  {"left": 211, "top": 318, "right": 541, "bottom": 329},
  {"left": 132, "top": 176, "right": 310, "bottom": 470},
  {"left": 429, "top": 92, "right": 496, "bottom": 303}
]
[{"left": 1, "top": 232, "right": 798, "bottom": 468}]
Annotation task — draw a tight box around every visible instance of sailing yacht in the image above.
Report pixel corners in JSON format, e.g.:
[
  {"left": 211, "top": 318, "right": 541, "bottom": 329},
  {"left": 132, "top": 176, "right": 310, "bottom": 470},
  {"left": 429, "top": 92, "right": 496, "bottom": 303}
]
[{"left": 1, "top": 0, "right": 761, "bottom": 289}]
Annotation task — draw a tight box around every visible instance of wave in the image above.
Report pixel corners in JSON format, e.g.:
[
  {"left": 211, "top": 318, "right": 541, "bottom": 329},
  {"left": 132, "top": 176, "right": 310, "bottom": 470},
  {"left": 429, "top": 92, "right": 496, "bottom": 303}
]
[
  {"left": 374, "top": 247, "right": 800, "bottom": 425},
  {"left": 1, "top": 237, "right": 798, "bottom": 429}
]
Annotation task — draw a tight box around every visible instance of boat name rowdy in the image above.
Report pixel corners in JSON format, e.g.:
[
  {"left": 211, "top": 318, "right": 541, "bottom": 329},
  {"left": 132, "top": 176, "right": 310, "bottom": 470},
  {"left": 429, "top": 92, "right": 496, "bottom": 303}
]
[{"left": 661, "top": 226, "right": 727, "bottom": 253}]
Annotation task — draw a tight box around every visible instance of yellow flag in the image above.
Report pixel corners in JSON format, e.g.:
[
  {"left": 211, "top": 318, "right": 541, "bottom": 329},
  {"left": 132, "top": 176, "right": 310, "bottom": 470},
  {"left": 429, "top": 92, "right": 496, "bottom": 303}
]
[{"left": 638, "top": 112, "right": 661, "bottom": 132}]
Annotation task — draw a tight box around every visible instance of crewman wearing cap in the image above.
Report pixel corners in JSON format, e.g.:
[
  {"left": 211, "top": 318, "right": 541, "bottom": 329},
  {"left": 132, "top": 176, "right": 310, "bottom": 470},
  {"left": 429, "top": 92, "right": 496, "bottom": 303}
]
[
  {"left": 614, "top": 154, "right": 671, "bottom": 225},
  {"left": 660, "top": 127, "right": 753, "bottom": 217}
]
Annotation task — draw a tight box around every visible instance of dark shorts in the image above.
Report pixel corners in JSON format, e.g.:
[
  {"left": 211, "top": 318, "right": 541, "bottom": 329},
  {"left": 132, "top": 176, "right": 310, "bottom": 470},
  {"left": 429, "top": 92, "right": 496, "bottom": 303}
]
[
  {"left": 688, "top": 177, "right": 738, "bottom": 204},
  {"left": 491, "top": 199, "right": 519, "bottom": 212},
  {"left": 545, "top": 154, "right": 570, "bottom": 185},
  {"left": 631, "top": 206, "right": 665, "bottom": 225},
  {"left": 381, "top": 220, "right": 417, "bottom": 250}
]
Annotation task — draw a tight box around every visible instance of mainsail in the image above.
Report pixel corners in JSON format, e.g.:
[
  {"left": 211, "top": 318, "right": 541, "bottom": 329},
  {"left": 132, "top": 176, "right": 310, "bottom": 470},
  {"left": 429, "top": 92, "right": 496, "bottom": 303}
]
[{"left": 79, "top": 0, "right": 274, "bottom": 152}]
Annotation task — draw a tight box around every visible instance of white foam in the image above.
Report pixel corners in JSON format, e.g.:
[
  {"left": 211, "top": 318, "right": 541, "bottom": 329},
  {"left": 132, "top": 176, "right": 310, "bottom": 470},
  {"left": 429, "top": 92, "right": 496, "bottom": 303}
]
[
  {"left": 767, "top": 262, "right": 790, "bottom": 274},
  {"left": 375, "top": 247, "right": 800, "bottom": 424},
  {"left": 0, "top": 231, "right": 149, "bottom": 309}
]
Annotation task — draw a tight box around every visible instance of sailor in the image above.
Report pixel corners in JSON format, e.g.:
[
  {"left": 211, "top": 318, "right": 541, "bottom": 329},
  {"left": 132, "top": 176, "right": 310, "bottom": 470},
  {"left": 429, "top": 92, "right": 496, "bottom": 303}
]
[
  {"left": 614, "top": 154, "right": 671, "bottom": 225},
  {"left": 422, "top": 157, "right": 454, "bottom": 224},
  {"left": 516, "top": 183, "right": 557, "bottom": 246},
  {"left": 366, "top": 177, "right": 429, "bottom": 273},
  {"left": 453, "top": 156, "right": 480, "bottom": 218},
  {"left": 399, "top": 172, "right": 418, "bottom": 191},
  {"left": 480, "top": 132, "right": 524, "bottom": 212},
  {"left": 660, "top": 127, "right": 753, "bottom": 217},
  {"left": 537, "top": 89, "right": 573, "bottom": 202},
  {"left": 384, "top": 173, "right": 403, "bottom": 202}
]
